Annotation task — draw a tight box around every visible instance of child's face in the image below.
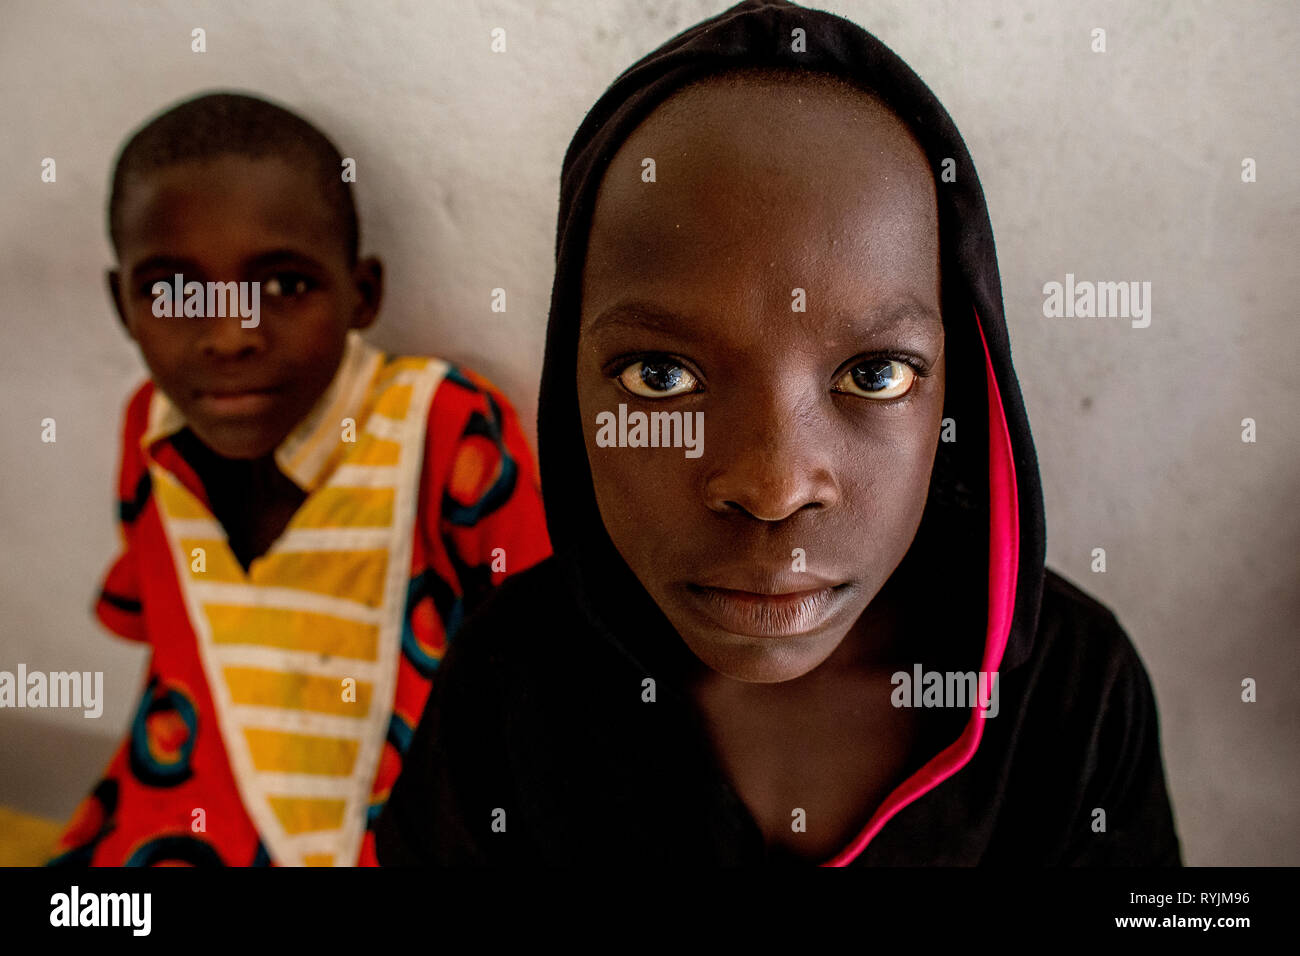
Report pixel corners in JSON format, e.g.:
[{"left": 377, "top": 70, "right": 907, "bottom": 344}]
[
  {"left": 577, "top": 79, "right": 945, "bottom": 684},
  {"left": 110, "top": 155, "right": 381, "bottom": 460}
]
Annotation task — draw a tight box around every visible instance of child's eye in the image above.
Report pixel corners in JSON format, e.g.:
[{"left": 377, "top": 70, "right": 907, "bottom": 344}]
[
  {"left": 832, "top": 359, "right": 916, "bottom": 400},
  {"left": 616, "top": 359, "right": 700, "bottom": 398},
  {"left": 263, "top": 272, "right": 314, "bottom": 297},
  {"left": 142, "top": 279, "right": 177, "bottom": 300}
]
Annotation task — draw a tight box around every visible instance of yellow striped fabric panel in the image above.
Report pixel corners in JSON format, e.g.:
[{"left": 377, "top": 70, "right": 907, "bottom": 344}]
[
  {"left": 267, "top": 796, "right": 347, "bottom": 835},
  {"left": 223, "top": 666, "right": 373, "bottom": 716},
  {"left": 179, "top": 538, "right": 247, "bottom": 583},
  {"left": 205, "top": 605, "right": 380, "bottom": 661},
  {"left": 247, "top": 549, "right": 389, "bottom": 607},
  {"left": 289, "top": 487, "right": 395, "bottom": 529},
  {"left": 348, "top": 433, "right": 402, "bottom": 467},
  {"left": 164, "top": 352, "right": 441, "bottom": 865},
  {"left": 244, "top": 728, "right": 359, "bottom": 776},
  {"left": 371, "top": 383, "right": 413, "bottom": 421},
  {"left": 154, "top": 472, "right": 210, "bottom": 520}
]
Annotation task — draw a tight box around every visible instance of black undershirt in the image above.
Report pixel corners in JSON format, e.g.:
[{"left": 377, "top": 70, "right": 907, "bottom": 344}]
[{"left": 170, "top": 427, "right": 307, "bottom": 572}]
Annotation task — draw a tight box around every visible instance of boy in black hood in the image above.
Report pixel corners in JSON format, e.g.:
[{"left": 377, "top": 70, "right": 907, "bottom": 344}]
[{"left": 376, "top": 0, "right": 1181, "bottom": 865}]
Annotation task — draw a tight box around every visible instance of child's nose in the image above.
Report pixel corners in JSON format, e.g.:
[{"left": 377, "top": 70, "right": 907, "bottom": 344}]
[
  {"left": 701, "top": 397, "right": 840, "bottom": 521},
  {"left": 199, "top": 315, "right": 264, "bottom": 360}
]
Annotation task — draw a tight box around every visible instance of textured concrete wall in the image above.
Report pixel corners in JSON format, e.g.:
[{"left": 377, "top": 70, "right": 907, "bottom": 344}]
[{"left": 1, "top": 0, "right": 1295, "bottom": 865}]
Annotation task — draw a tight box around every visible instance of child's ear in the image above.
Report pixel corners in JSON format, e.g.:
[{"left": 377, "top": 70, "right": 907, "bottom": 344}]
[
  {"left": 350, "top": 257, "right": 383, "bottom": 330},
  {"left": 107, "top": 269, "right": 134, "bottom": 339}
]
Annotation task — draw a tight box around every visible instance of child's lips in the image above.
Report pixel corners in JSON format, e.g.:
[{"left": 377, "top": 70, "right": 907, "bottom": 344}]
[
  {"left": 682, "top": 574, "right": 850, "bottom": 638},
  {"left": 194, "top": 386, "right": 281, "bottom": 417}
]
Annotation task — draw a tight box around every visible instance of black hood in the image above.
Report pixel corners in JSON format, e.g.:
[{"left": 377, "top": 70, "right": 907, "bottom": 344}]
[
  {"left": 537, "top": 0, "right": 1044, "bottom": 684},
  {"left": 375, "top": 1, "right": 1180, "bottom": 871}
]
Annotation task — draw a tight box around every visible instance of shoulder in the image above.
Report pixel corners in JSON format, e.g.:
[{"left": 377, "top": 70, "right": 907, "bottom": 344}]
[
  {"left": 1016, "top": 568, "right": 1163, "bottom": 748},
  {"left": 121, "top": 380, "right": 156, "bottom": 445},
  {"left": 367, "top": 354, "right": 521, "bottom": 422},
  {"left": 1037, "top": 569, "right": 1129, "bottom": 649},
  {"left": 446, "top": 558, "right": 578, "bottom": 664},
  {"left": 394, "top": 353, "right": 541, "bottom": 533},
  {"left": 112, "top": 380, "right": 158, "bottom": 502},
  {"left": 125, "top": 378, "right": 156, "bottom": 414},
  {"left": 411, "top": 359, "right": 534, "bottom": 468},
  {"left": 1026, "top": 572, "right": 1179, "bottom": 864},
  {"left": 977, "top": 570, "right": 1180, "bottom": 864},
  {"left": 376, "top": 557, "right": 587, "bottom": 865},
  {"left": 433, "top": 558, "right": 621, "bottom": 713},
  {"left": 425, "top": 361, "right": 526, "bottom": 427},
  {"left": 1031, "top": 569, "right": 1149, "bottom": 685}
]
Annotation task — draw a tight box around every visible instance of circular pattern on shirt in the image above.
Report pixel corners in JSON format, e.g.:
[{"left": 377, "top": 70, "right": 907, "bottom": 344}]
[
  {"left": 125, "top": 834, "right": 224, "bottom": 867},
  {"left": 401, "top": 573, "right": 457, "bottom": 677},
  {"left": 441, "top": 404, "right": 518, "bottom": 527},
  {"left": 129, "top": 676, "right": 198, "bottom": 787}
]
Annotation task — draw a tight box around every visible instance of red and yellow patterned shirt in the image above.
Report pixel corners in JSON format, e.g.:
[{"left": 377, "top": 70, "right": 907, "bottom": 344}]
[{"left": 49, "top": 333, "right": 550, "bottom": 866}]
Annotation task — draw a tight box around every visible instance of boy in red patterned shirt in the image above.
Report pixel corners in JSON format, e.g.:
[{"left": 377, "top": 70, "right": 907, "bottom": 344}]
[{"left": 49, "top": 92, "right": 550, "bottom": 866}]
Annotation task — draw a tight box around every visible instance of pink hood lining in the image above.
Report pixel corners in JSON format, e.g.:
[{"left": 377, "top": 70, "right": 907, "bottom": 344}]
[{"left": 823, "top": 307, "right": 1020, "bottom": 867}]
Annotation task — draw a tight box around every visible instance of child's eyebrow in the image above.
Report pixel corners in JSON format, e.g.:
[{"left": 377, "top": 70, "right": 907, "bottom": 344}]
[
  {"left": 242, "top": 249, "right": 330, "bottom": 273},
  {"left": 584, "top": 301, "right": 703, "bottom": 341},
  {"left": 862, "top": 297, "right": 944, "bottom": 334},
  {"left": 128, "top": 255, "right": 199, "bottom": 279},
  {"left": 583, "top": 297, "right": 943, "bottom": 340},
  {"left": 127, "top": 249, "right": 327, "bottom": 281}
]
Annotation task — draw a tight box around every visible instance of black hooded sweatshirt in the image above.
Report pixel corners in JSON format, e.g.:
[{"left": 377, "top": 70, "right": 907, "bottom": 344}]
[{"left": 376, "top": 0, "right": 1181, "bottom": 866}]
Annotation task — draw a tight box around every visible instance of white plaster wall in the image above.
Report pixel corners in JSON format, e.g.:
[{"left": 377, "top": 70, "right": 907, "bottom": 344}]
[{"left": 0, "top": 0, "right": 1295, "bottom": 864}]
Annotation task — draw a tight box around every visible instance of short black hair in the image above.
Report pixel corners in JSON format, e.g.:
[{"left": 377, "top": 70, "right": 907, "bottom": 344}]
[{"left": 108, "top": 91, "right": 358, "bottom": 264}]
